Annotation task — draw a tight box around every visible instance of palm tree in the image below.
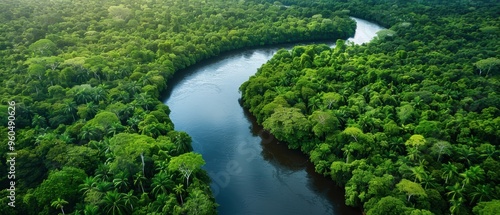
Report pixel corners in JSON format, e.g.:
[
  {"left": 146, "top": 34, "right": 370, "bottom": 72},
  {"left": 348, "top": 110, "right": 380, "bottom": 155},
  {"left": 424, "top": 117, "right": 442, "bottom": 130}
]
[
  {"left": 449, "top": 197, "right": 464, "bottom": 215},
  {"left": 122, "top": 190, "right": 138, "bottom": 211},
  {"left": 79, "top": 177, "right": 97, "bottom": 196},
  {"left": 133, "top": 172, "right": 147, "bottom": 193},
  {"left": 93, "top": 85, "right": 108, "bottom": 102},
  {"left": 84, "top": 204, "right": 99, "bottom": 215},
  {"left": 79, "top": 127, "right": 98, "bottom": 141},
  {"left": 51, "top": 198, "right": 68, "bottom": 215},
  {"left": 59, "top": 133, "right": 74, "bottom": 144},
  {"left": 151, "top": 172, "right": 174, "bottom": 197},
  {"left": 441, "top": 162, "right": 458, "bottom": 184},
  {"left": 113, "top": 173, "right": 130, "bottom": 192},
  {"left": 446, "top": 182, "right": 464, "bottom": 200},
  {"left": 173, "top": 132, "right": 193, "bottom": 155},
  {"left": 411, "top": 165, "right": 427, "bottom": 183},
  {"left": 95, "top": 181, "right": 114, "bottom": 194},
  {"left": 127, "top": 116, "right": 141, "bottom": 132},
  {"left": 62, "top": 100, "right": 77, "bottom": 122},
  {"left": 174, "top": 184, "right": 184, "bottom": 205},
  {"left": 470, "top": 184, "right": 494, "bottom": 204},
  {"left": 95, "top": 165, "right": 112, "bottom": 182},
  {"left": 75, "top": 89, "right": 92, "bottom": 104},
  {"left": 478, "top": 144, "right": 498, "bottom": 159},
  {"left": 155, "top": 160, "right": 169, "bottom": 173},
  {"left": 141, "top": 122, "right": 163, "bottom": 138},
  {"left": 307, "top": 96, "right": 322, "bottom": 112},
  {"left": 456, "top": 145, "right": 476, "bottom": 167},
  {"left": 107, "top": 122, "right": 123, "bottom": 137},
  {"left": 101, "top": 190, "right": 127, "bottom": 215},
  {"left": 341, "top": 145, "right": 353, "bottom": 163},
  {"left": 460, "top": 166, "right": 485, "bottom": 189},
  {"left": 85, "top": 102, "right": 99, "bottom": 119},
  {"left": 421, "top": 173, "right": 436, "bottom": 189},
  {"left": 406, "top": 146, "right": 420, "bottom": 162}
]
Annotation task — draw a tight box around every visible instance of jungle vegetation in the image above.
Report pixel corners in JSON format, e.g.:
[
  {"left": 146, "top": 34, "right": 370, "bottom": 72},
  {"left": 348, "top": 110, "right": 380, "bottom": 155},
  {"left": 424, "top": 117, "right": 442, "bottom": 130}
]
[
  {"left": 241, "top": 0, "right": 499, "bottom": 215},
  {"left": 0, "top": 0, "right": 356, "bottom": 214}
]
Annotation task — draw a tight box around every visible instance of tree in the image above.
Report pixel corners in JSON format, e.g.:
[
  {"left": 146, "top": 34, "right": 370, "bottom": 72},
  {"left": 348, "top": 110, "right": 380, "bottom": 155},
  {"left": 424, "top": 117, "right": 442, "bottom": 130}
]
[
  {"left": 174, "top": 184, "right": 184, "bottom": 205},
  {"left": 33, "top": 167, "right": 87, "bottom": 210},
  {"left": 100, "top": 190, "right": 127, "bottom": 215},
  {"left": 182, "top": 189, "right": 217, "bottom": 215},
  {"left": 342, "top": 127, "right": 363, "bottom": 142},
  {"left": 446, "top": 182, "right": 464, "bottom": 201},
  {"left": 262, "top": 107, "right": 311, "bottom": 149},
  {"left": 459, "top": 166, "right": 485, "bottom": 189},
  {"left": 84, "top": 205, "right": 99, "bottom": 215},
  {"left": 430, "top": 141, "right": 452, "bottom": 162},
  {"left": 405, "top": 134, "right": 426, "bottom": 150},
  {"left": 168, "top": 152, "right": 205, "bottom": 187},
  {"left": 396, "top": 179, "right": 427, "bottom": 202},
  {"left": 122, "top": 190, "right": 138, "bottom": 212},
  {"left": 449, "top": 197, "right": 465, "bottom": 215},
  {"left": 133, "top": 172, "right": 147, "bottom": 194},
  {"left": 366, "top": 196, "right": 408, "bottom": 215},
  {"left": 473, "top": 200, "right": 500, "bottom": 215},
  {"left": 151, "top": 172, "right": 174, "bottom": 197},
  {"left": 51, "top": 198, "right": 68, "bottom": 215},
  {"left": 79, "top": 177, "right": 97, "bottom": 196},
  {"left": 410, "top": 165, "right": 427, "bottom": 183},
  {"left": 470, "top": 184, "right": 494, "bottom": 204},
  {"left": 441, "top": 162, "right": 458, "bottom": 184},
  {"left": 169, "top": 131, "right": 193, "bottom": 155},
  {"left": 113, "top": 173, "right": 130, "bottom": 192},
  {"left": 309, "top": 110, "right": 339, "bottom": 138},
  {"left": 474, "top": 58, "right": 500, "bottom": 76},
  {"left": 108, "top": 5, "right": 132, "bottom": 21},
  {"left": 29, "top": 39, "right": 57, "bottom": 56}
]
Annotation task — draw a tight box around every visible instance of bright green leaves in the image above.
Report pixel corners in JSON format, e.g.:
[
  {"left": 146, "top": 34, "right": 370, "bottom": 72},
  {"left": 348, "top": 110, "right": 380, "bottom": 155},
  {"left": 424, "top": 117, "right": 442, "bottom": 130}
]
[
  {"left": 396, "top": 179, "right": 427, "bottom": 202},
  {"left": 33, "top": 167, "right": 87, "bottom": 209},
  {"left": 168, "top": 152, "right": 205, "bottom": 187},
  {"left": 108, "top": 5, "right": 132, "bottom": 21},
  {"left": 108, "top": 133, "right": 157, "bottom": 176},
  {"left": 309, "top": 110, "right": 339, "bottom": 138},
  {"left": 474, "top": 58, "right": 500, "bottom": 76},
  {"left": 473, "top": 200, "right": 500, "bottom": 215},
  {"left": 405, "top": 134, "right": 426, "bottom": 149},
  {"left": 262, "top": 107, "right": 311, "bottom": 149},
  {"left": 29, "top": 39, "right": 57, "bottom": 57},
  {"left": 366, "top": 196, "right": 407, "bottom": 215}
]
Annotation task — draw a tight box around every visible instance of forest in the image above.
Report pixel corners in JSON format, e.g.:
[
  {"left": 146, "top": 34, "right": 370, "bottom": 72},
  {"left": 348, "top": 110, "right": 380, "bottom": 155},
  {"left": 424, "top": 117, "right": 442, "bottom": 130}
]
[
  {"left": 241, "top": 0, "right": 500, "bottom": 215},
  {"left": 0, "top": 0, "right": 357, "bottom": 214}
]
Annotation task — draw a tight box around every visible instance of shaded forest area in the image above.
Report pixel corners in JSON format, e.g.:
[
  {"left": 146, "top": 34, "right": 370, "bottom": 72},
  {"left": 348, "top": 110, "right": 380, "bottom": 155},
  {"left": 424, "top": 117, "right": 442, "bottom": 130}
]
[
  {"left": 241, "top": 0, "right": 499, "bottom": 215},
  {"left": 0, "top": 0, "right": 356, "bottom": 214}
]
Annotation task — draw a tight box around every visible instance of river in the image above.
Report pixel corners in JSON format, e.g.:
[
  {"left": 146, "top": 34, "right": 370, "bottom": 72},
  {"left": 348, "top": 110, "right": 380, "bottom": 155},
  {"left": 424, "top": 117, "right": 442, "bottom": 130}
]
[{"left": 163, "top": 17, "right": 384, "bottom": 215}]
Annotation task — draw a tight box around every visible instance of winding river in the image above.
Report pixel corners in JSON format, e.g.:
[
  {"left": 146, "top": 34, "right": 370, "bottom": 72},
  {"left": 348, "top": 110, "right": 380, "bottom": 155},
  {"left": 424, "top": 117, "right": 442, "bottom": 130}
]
[{"left": 164, "top": 18, "right": 384, "bottom": 215}]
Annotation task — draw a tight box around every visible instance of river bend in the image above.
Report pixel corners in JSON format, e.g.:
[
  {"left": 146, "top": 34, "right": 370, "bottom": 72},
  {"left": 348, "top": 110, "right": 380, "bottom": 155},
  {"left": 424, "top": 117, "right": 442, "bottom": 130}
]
[{"left": 164, "top": 17, "right": 384, "bottom": 215}]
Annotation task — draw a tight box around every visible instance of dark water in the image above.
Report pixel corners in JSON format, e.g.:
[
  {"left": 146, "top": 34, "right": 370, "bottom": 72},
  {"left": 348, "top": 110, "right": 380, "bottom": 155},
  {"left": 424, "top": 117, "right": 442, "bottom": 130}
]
[{"left": 164, "top": 18, "right": 384, "bottom": 215}]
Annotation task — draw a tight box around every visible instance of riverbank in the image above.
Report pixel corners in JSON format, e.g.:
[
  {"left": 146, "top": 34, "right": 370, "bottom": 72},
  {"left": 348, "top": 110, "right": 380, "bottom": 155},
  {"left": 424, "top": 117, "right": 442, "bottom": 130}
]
[{"left": 164, "top": 17, "right": 383, "bottom": 215}]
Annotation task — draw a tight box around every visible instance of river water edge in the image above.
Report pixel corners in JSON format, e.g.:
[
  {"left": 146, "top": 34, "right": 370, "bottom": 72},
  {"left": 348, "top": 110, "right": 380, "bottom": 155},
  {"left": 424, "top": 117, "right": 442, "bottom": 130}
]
[{"left": 163, "top": 17, "right": 384, "bottom": 215}]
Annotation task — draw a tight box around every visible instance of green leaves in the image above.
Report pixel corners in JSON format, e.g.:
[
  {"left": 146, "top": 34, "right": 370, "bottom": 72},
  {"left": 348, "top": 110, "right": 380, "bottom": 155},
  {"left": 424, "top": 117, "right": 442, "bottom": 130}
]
[
  {"left": 33, "top": 167, "right": 87, "bottom": 209},
  {"left": 396, "top": 179, "right": 427, "bottom": 202},
  {"left": 262, "top": 107, "right": 311, "bottom": 149},
  {"left": 28, "top": 39, "right": 57, "bottom": 56}
]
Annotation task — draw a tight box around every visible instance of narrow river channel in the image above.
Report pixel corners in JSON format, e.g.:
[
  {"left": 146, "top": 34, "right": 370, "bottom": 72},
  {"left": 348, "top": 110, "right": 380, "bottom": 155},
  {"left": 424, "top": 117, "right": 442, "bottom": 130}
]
[{"left": 164, "top": 18, "right": 384, "bottom": 215}]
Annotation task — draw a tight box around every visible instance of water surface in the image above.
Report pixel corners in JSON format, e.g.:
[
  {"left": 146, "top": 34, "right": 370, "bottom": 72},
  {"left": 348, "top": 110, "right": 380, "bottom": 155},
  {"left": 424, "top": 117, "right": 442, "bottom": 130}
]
[{"left": 164, "top": 18, "right": 384, "bottom": 215}]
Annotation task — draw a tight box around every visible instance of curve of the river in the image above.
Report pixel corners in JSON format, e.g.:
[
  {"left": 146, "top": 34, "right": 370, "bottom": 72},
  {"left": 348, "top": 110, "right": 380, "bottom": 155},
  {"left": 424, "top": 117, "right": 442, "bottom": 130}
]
[{"left": 164, "top": 18, "right": 385, "bottom": 215}]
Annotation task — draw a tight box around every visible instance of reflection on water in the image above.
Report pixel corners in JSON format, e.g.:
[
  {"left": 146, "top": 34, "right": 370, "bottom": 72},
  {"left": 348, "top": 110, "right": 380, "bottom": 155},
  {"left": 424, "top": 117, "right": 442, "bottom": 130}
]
[{"left": 164, "top": 17, "right": 384, "bottom": 215}]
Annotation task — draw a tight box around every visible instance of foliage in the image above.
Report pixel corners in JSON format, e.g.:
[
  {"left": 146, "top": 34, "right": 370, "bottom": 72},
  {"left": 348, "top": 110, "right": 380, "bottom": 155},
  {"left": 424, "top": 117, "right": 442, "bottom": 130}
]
[
  {"left": 0, "top": 0, "right": 357, "bottom": 214},
  {"left": 240, "top": 0, "right": 500, "bottom": 214}
]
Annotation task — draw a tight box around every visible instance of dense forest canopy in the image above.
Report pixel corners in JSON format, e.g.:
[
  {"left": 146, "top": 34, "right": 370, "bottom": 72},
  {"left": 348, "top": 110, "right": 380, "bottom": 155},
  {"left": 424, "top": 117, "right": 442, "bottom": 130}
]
[
  {"left": 0, "top": 0, "right": 358, "bottom": 214},
  {"left": 241, "top": 0, "right": 499, "bottom": 215}
]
